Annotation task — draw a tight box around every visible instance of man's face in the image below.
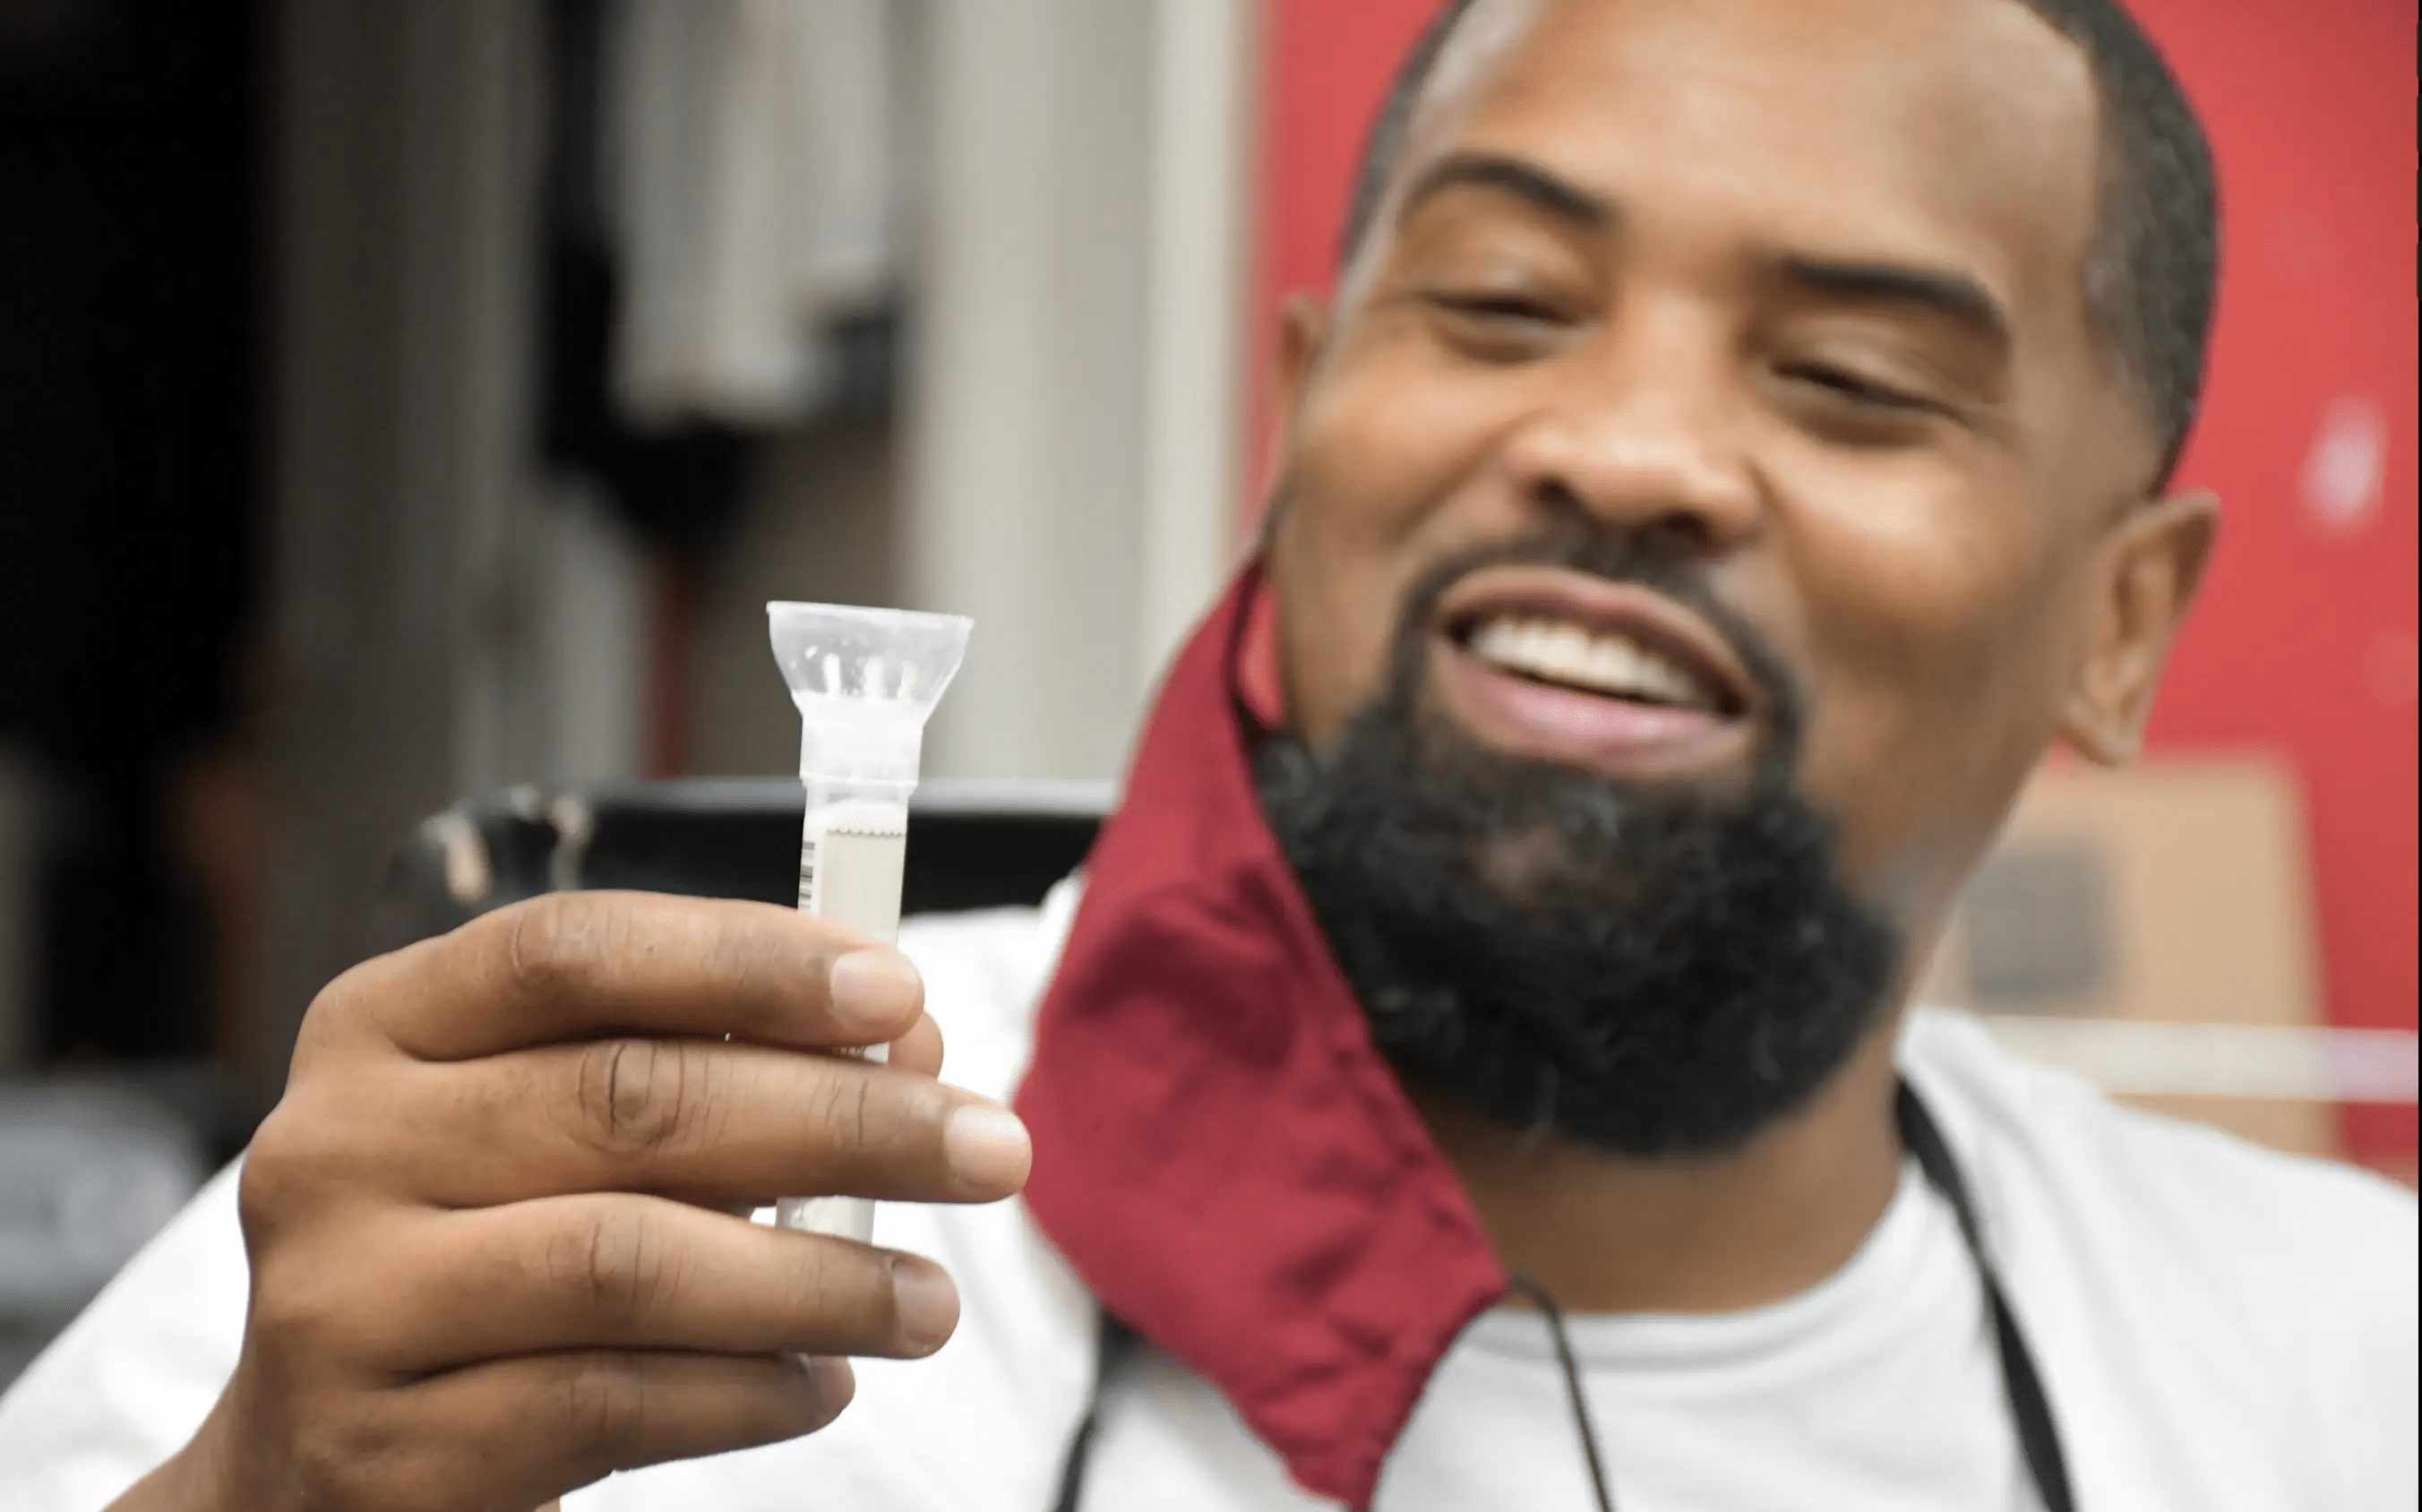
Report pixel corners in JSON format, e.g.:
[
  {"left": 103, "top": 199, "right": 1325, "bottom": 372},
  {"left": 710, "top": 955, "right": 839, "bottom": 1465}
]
[{"left": 1267, "top": 0, "right": 2180, "bottom": 950}]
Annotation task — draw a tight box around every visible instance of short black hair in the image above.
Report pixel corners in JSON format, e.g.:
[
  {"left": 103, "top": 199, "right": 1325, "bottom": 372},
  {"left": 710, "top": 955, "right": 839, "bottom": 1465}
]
[{"left": 1340, "top": 0, "right": 2219, "bottom": 485}]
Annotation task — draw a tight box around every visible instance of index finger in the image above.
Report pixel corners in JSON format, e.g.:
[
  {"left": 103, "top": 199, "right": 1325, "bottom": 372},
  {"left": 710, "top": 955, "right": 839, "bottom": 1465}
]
[{"left": 330, "top": 891, "right": 923, "bottom": 1061}]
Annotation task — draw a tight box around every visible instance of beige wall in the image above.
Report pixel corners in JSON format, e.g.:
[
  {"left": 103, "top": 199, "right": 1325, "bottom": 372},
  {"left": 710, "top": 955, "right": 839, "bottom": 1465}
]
[{"left": 906, "top": 0, "right": 1254, "bottom": 782}]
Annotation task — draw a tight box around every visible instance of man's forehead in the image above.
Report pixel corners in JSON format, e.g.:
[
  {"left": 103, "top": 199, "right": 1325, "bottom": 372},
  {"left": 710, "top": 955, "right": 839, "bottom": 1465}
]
[{"left": 1389, "top": 0, "right": 2103, "bottom": 325}]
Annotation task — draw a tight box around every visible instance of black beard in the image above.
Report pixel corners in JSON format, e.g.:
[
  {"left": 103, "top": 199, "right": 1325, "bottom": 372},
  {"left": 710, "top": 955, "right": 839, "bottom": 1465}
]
[{"left": 1255, "top": 529, "right": 1902, "bottom": 1159}]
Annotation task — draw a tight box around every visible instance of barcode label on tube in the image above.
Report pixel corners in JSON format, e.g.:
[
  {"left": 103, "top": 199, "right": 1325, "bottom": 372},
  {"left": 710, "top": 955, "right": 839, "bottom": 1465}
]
[{"left": 798, "top": 800, "right": 909, "bottom": 944}]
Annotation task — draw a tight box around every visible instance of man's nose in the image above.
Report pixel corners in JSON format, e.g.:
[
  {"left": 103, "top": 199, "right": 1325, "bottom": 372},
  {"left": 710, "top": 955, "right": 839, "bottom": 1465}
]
[{"left": 1496, "top": 328, "right": 1763, "bottom": 552}]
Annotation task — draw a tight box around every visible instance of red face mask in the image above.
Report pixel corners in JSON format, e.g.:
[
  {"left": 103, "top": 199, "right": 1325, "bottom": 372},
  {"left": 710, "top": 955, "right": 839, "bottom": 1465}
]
[{"left": 1016, "top": 563, "right": 1507, "bottom": 1509}]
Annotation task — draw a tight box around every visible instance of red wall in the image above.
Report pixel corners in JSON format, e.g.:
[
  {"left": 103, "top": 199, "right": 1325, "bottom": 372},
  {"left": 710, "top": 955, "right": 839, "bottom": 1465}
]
[{"left": 1246, "top": 0, "right": 2418, "bottom": 1160}]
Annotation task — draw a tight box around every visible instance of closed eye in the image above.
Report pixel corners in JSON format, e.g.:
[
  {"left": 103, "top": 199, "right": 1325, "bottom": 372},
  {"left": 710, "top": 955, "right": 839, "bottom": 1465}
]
[
  {"left": 1419, "top": 290, "right": 1579, "bottom": 361},
  {"left": 1421, "top": 288, "right": 1579, "bottom": 326},
  {"left": 1777, "top": 361, "right": 1932, "bottom": 414}
]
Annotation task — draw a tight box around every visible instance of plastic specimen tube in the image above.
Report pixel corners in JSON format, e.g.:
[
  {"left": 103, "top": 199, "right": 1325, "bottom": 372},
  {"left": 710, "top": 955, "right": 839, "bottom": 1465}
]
[{"left": 766, "top": 601, "right": 973, "bottom": 1242}]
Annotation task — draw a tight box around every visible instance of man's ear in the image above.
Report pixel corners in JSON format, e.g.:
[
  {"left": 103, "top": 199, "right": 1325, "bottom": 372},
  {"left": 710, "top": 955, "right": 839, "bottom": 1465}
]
[
  {"left": 1252, "top": 294, "right": 1332, "bottom": 551},
  {"left": 1272, "top": 293, "right": 1330, "bottom": 444},
  {"left": 2060, "top": 487, "right": 2220, "bottom": 764}
]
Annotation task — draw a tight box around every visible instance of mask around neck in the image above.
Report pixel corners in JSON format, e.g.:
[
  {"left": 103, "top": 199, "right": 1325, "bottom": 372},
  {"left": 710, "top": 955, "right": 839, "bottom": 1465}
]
[{"left": 1015, "top": 563, "right": 1506, "bottom": 1510}]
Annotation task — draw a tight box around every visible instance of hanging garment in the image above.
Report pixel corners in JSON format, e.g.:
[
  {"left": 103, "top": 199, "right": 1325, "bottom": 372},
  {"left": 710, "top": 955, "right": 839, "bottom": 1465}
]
[{"left": 605, "top": 0, "right": 902, "bottom": 428}]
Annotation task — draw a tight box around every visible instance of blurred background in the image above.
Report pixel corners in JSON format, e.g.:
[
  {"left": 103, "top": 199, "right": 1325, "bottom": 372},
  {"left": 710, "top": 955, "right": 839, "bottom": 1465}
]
[{"left": 0, "top": 0, "right": 2412, "bottom": 1380}]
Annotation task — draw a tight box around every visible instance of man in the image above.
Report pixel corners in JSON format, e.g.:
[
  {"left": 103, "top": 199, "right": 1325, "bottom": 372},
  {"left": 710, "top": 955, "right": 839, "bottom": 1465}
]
[{"left": 2, "top": 0, "right": 2413, "bottom": 1507}]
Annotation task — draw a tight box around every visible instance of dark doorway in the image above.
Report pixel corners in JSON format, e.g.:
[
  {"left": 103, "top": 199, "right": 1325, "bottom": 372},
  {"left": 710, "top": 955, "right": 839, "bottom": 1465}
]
[{"left": 0, "top": 0, "right": 263, "bottom": 1069}]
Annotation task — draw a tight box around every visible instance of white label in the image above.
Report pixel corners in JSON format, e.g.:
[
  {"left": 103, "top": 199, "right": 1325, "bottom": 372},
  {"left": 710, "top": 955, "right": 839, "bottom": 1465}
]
[{"left": 798, "top": 800, "right": 908, "bottom": 944}]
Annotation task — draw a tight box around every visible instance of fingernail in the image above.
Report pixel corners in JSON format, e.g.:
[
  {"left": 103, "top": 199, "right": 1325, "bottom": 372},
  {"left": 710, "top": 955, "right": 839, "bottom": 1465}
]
[
  {"left": 808, "top": 1353, "right": 856, "bottom": 1408},
  {"left": 891, "top": 1258, "right": 960, "bottom": 1353},
  {"left": 944, "top": 1103, "right": 1033, "bottom": 1191},
  {"left": 828, "top": 950, "right": 922, "bottom": 1033}
]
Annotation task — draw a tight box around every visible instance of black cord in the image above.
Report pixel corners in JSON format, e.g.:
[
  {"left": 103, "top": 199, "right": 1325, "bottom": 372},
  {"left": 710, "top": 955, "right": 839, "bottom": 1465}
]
[
  {"left": 1050, "top": 1314, "right": 1141, "bottom": 1512},
  {"left": 1506, "top": 1273, "right": 1619, "bottom": 1512},
  {"left": 1895, "top": 1085, "right": 2076, "bottom": 1512}
]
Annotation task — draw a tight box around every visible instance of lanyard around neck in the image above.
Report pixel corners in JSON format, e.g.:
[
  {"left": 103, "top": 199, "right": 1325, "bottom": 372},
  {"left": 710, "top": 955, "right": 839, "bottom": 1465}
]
[
  {"left": 1047, "top": 1080, "right": 2077, "bottom": 1512},
  {"left": 1896, "top": 1080, "right": 2078, "bottom": 1512}
]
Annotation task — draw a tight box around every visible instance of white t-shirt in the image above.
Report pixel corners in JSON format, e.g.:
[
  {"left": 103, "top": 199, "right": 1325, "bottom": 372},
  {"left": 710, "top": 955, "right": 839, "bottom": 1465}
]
[
  {"left": 1, "top": 884, "right": 2414, "bottom": 1511},
  {"left": 1094, "top": 1155, "right": 2027, "bottom": 1511}
]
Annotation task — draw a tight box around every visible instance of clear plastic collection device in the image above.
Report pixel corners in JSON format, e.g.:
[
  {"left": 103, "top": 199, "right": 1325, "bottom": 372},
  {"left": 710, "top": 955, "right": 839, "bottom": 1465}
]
[{"left": 767, "top": 601, "right": 972, "bottom": 1243}]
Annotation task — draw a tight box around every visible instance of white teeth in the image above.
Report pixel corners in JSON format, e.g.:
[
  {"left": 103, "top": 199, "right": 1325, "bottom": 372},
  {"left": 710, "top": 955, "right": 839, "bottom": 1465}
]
[{"left": 1465, "top": 615, "right": 1713, "bottom": 707}]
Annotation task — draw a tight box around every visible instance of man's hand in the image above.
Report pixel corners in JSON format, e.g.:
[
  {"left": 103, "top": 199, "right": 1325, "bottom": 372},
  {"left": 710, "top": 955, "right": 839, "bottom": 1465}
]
[{"left": 114, "top": 891, "right": 1032, "bottom": 1512}]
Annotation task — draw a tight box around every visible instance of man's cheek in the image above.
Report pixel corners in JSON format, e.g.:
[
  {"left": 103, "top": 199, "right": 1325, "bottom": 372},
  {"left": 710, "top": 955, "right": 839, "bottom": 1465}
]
[
  {"left": 1791, "top": 490, "right": 2057, "bottom": 717},
  {"left": 1797, "top": 595, "right": 2056, "bottom": 901},
  {"left": 1293, "top": 340, "right": 1516, "bottom": 540},
  {"left": 1273, "top": 485, "right": 1456, "bottom": 742},
  {"left": 1272, "top": 534, "right": 1400, "bottom": 745}
]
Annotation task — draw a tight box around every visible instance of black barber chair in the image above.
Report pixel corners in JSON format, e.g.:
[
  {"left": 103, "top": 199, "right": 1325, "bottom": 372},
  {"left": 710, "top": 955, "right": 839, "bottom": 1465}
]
[{"left": 378, "top": 777, "right": 1109, "bottom": 947}]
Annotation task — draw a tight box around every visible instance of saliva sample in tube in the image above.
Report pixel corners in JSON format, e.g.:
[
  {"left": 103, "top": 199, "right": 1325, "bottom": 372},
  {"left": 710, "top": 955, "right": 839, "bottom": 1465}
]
[{"left": 767, "top": 601, "right": 972, "bottom": 1243}]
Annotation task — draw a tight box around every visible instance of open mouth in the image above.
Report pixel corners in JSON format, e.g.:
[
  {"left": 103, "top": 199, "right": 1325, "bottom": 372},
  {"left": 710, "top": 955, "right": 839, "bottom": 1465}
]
[
  {"left": 1454, "top": 614, "right": 1736, "bottom": 713},
  {"left": 1430, "top": 566, "right": 1760, "bottom": 776}
]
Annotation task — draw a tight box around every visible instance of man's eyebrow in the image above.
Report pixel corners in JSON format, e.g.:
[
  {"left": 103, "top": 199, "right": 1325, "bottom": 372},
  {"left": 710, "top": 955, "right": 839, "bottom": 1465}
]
[
  {"left": 1396, "top": 151, "right": 1612, "bottom": 236},
  {"left": 1778, "top": 255, "right": 2014, "bottom": 351}
]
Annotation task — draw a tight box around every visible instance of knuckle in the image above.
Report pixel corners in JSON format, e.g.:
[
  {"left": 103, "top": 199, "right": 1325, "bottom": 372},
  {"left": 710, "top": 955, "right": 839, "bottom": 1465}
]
[
  {"left": 553, "top": 1204, "right": 678, "bottom": 1326},
  {"left": 571, "top": 1038, "right": 694, "bottom": 1160},
  {"left": 794, "top": 1235, "right": 893, "bottom": 1344},
  {"left": 284, "top": 1426, "right": 355, "bottom": 1508},
  {"left": 810, "top": 1066, "right": 881, "bottom": 1160},
  {"left": 236, "top": 1121, "right": 300, "bottom": 1233},
  {"left": 560, "top": 1353, "right": 648, "bottom": 1459},
  {"left": 245, "top": 1259, "right": 352, "bottom": 1361},
  {"left": 700, "top": 905, "right": 784, "bottom": 992},
  {"left": 236, "top": 1110, "right": 328, "bottom": 1242},
  {"left": 284, "top": 941, "right": 425, "bottom": 1075},
  {"left": 501, "top": 892, "right": 615, "bottom": 1001},
  {"left": 288, "top": 977, "right": 353, "bottom": 1069},
  {"left": 240, "top": 1079, "right": 391, "bottom": 1215},
  {"left": 288, "top": 1401, "right": 405, "bottom": 1512}
]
